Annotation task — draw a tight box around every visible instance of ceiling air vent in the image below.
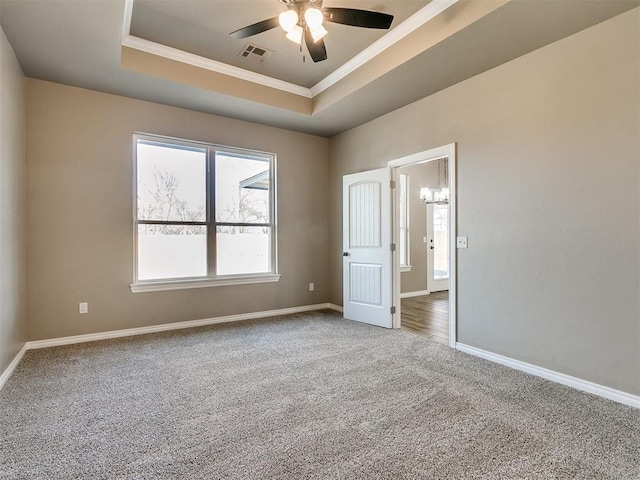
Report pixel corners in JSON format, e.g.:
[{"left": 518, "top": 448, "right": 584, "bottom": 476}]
[{"left": 238, "top": 44, "right": 274, "bottom": 64}]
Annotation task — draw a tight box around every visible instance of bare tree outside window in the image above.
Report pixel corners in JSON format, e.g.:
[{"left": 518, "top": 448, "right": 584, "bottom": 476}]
[
  {"left": 134, "top": 136, "right": 276, "bottom": 283},
  {"left": 138, "top": 167, "right": 205, "bottom": 235}
]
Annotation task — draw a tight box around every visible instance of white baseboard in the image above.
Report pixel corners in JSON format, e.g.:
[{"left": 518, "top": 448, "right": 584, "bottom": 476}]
[
  {"left": 26, "top": 303, "right": 338, "bottom": 350},
  {"left": 1, "top": 304, "right": 342, "bottom": 390},
  {"left": 400, "top": 290, "right": 430, "bottom": 298},
  {"left": 0, "top": 344, "right": 27, "bottom": 391},
  {"left": 13, "top": 307, "right": 636, "bottom": 409},
  {"left": 456, "top": 343, "right": 640, "bottom": 409}
]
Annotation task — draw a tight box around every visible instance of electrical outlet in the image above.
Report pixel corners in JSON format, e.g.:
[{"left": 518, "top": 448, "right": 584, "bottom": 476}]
[
  {"left": 309, "top": 283, "right": 315, "bottom": 291},
  {"left": 79, "top": 302, "right": 88, "bottom": 314},
  {"left": 456, "top": 236, "right": 468, "bottom": 249}
]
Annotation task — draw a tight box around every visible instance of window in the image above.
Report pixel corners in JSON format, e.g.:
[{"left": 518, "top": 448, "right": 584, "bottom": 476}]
[
  {"left": 131, "top": 134, "right": 278, "bottom": 292},
  {"left": 432, "top": 203, "right": 449, "bottom": 280},
  {"left": 399, "top": 173, "right": 411, "bottom": 272}
]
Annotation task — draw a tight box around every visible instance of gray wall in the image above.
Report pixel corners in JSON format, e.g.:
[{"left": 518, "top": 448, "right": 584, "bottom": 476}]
[
  {"left": 329, "top": 9, "right": 640, "bottom": 395},
  {"left": 0, "top": 26, "right": 27, "bottom": 374},
  {"left": 26, "top": 80, "right": 330, "bottom": 341},
  {"left": 399, "top": 161, "right": 440, "bottom": 294}
]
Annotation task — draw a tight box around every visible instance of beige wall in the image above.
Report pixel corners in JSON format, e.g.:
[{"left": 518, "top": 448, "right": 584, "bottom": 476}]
[
  {"left": 329, "top": 9, "right": 640, "bottom": 395},
  {"left": 26, "top": 80, "right": 330, "bottom": 340},
  {"left": 0, "top": 26, "right": 27, "bottom": 374},
  {"left": 399, "top": 161, "right": 440, "bottom": 294}
]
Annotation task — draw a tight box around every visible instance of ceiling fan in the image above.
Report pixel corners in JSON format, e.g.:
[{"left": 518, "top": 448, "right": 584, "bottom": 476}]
[{"left": 230, "top": 0, "right": 394, "bottom": 63}]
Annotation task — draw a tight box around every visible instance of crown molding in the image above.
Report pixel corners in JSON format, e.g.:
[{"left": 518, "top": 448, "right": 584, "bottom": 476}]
[
  {"left": 310, "top": 0, "right": 459, "bottom": 96},
  {"left": 120, "top": 0, "right": 311, "bottom": 98},
  {"left": 121, "top": 0, "right": 458, "bottom": 100},
  {"left": 122, "top": 35, "right": 314, "bottom": 98},
  {"left": 122, "top": 0, "right": 134, "bottom": 43}
]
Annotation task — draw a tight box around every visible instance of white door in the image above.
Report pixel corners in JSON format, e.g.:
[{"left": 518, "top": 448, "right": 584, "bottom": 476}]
[
  {"left": 343, "top": 168, "right": 393, "bottom": 328},
  {"left": 426, "top": 203, "right": 450, "bottom": 292}
]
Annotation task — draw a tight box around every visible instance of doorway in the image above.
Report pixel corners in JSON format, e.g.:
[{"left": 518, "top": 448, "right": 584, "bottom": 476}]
[
  {"left": 401, "top": 291, "right": 449, "bottom": 344},
  {"left": 389, "top": 144, "right": 457, "bottom": 348}
]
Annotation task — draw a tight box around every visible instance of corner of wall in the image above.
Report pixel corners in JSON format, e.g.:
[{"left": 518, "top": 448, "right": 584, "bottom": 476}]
[{"left": 0, "top": 25, "right": 28, "bottom": 381}]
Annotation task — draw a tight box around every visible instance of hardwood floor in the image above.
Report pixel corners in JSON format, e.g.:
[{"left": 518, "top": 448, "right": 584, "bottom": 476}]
[{"left": 401, "top": 291, "right": 449, "bottom": 344}]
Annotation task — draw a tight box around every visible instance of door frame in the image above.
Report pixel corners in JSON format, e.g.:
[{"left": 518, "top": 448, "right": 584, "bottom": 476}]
[{"left": 388, "top": 143, "right": 457, "bottom": 348}]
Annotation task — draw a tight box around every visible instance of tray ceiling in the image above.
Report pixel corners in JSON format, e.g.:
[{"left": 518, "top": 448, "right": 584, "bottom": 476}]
[
  {"left": 130, "top": 0, "right": 431, "bottom": 89},
  {"left": 1, "top": 0, "right": 638, "bottom": 137}
]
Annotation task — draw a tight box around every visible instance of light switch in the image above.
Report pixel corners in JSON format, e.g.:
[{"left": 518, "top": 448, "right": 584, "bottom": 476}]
[{"left": 456, "top": 236, "right": 468, "bottom": 249}]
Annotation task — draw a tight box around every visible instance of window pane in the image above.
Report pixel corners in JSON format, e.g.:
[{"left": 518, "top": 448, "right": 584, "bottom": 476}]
[
  {"left": 433, "top": 204, "right": 449, "bottom": 279},
  {"left": 216, "top": 226, "right": 270, "bottom": 275},
  {"left": 137, "top": 224, "right": 207, "bottom": 280},
  {"left": 215, "top": 152, "right": 270, "bottom": 224},
  {"left": 137, "top": 141, "right": 206, "bottom": 222},
  {"left": 399, "top": 174, "right": 408, "bottom": 267}
]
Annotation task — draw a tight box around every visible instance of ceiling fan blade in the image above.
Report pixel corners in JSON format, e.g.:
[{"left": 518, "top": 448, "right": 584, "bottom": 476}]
[
  {"left": 230, "top": 16, "right": 280, "bottom": 39},
  {"left": 304, "top": 27, "right": 327, "bottom": 63},
  {"left": 323, "top": 8, "right": 393, "bottom": 29}
]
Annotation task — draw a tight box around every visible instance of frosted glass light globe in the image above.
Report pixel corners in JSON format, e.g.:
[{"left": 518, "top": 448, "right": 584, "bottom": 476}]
[
  {"left": 309, "top": 25, "right": 328, "bottom": 43},
  {"left": 279, "top": 10, "right": 298, "bottom": 32},
  {"left": 285, "top": 24, "right": 303, "bottom": 44},
  {"left": 304, "top": 8, "right": 323, "bottom": 29}
]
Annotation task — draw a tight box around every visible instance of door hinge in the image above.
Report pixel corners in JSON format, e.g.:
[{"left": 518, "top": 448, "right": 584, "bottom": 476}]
[
  {"left": 390, "top": 180, "right": 396, "bottom": 189},
  {"left": 390, "top": 243, "right": 396, "bottom": 252},
  {"left": 391, "top": 306, "right": 396, "bottom": 314}
]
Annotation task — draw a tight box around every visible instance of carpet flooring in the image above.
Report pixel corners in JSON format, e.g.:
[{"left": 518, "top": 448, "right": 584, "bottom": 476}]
[{"left": 1, "top": 310, "right": 638, "bottom": 479}]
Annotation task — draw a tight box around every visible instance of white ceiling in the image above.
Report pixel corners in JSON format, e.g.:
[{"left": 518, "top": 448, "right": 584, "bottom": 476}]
[
  {"left": 1, "top": 0, "right": 638, "bottom": 138},
  {"left": 130, "top": 0, "right": 430, "bottom": 88}
]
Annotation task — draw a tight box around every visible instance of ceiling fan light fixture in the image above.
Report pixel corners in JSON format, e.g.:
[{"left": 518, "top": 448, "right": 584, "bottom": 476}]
[
  {"left": 304, "top": 7, "right": 324, "bottom": 29},
  {"left": 278, "top": 9, "right": 298, "bottom": 32},
  {"left": 285, "top": 24, "right": 303, "bottom": 44},
  {"left": 309, "top": 24, "right": 328, "bottom": 43},
  {"left": 230, "top": 3, "right": 394, "bottom": 64}
]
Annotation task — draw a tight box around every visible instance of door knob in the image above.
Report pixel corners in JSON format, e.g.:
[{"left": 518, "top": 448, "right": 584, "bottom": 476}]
[
  {"left": 430, "top": 246, "right": 434, "bottom": 250},
  {"left": 343, "top": 252, "right": 350, "bottom": 256}
]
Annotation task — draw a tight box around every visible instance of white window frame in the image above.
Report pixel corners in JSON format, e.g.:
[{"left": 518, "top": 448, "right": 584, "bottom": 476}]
[
  {"left": 130, "top": 133, "right": 279, "bottom": 293},
  {"left": 399, "top": 173, "right": 412, "bottom": 272}
]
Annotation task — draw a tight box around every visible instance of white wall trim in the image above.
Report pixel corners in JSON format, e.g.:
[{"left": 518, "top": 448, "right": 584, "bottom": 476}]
[
  {"left": 121, "top": 0, "right": 134, "bottom": 43},
  {"left": 121, "top": 35, "right": 313, "bottom": 98},
  {"left": 0, "top": 304, "right": 345, "bottom": 390},
  {"left": 310, "top": 0, "right": 458, "bottom": 96},
  {"left": 7, "top": 314, "right": 638, "bottom": 410},
  {"left": 25, "top": 304, "right": 337, "bottom": 350},
  {"left": 400, "top": 290, "right": 430, "bottom": 299},
  {"left": 456, "top": 343, "right": 640, "bottom": 409},
  {"left": 0, "top": 344, "right": 28, "bottom": 391},
  {"left": 387, "top": 144, "right": 455, "bottom": 168},
  {"left": 327, "top": 303, "right": 344, "bottom": 313},
  {"left": 389, "top": 143, "right": 457, "bottom": 349},
  {"left": 120, "top": 0, "right": 311, "bottom": 98},
  {"left": 130, "top": 273, "right": 281, "bottom": 293},
  {"left": 120, "top": 0, "right": 458, "bottom": 100}
]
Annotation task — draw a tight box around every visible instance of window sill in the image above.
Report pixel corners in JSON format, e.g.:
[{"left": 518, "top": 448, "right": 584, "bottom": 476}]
[
  {"left": 130, "top": 274, "right": 281, "bottom": 293},
  {"left": 400, "top": 266, "right": 412, "bottom": 273}
]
